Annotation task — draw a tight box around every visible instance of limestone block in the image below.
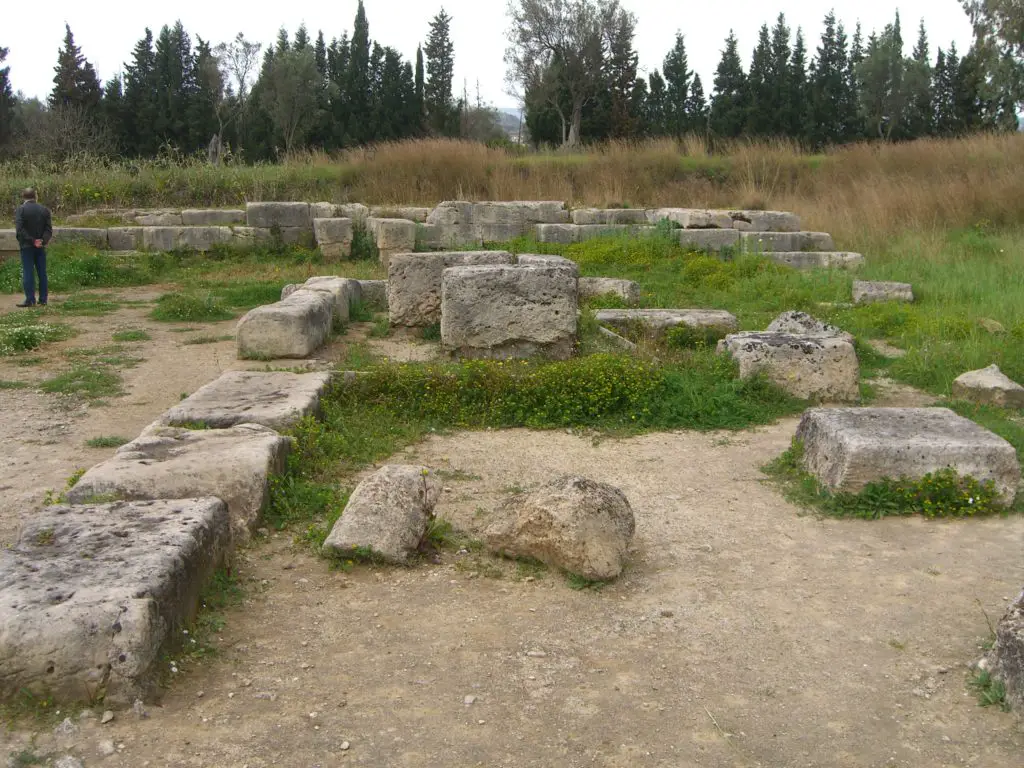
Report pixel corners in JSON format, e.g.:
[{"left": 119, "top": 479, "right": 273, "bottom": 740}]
[
  {"left": 571, "top": 208, "right": 649, "bottom": 225},
  {"left": 157, "top": 371, "right": 333, "bottom": 431},
  {"left": 245, "top": 202, "right": 311, "bottom": 229},
  {"left": 177, "top": 226, "right": 233, "bottom": 251},
  {"left": 679, "top": 229, "right": 740, "bottom": 252},
  {"left": 336, "top": 203, "right": 369, "bottom": 223},
  {"left": 236, "top": 289, "right": 335, "bottom": 359},
  {"left": 369, "top": 206, "right": 431, "bottom": 222},
  {"left": 795, "top": 407, "right": 1020, "bottom": 504},
  {"left": 313, "top": 218, "right": 354, "bottom": 260},
  {"left": 425, "top": 201, "right": 477, "bottom": 247},
  {"left": 322, "top": 465, "right": 442, "bottom": 563},
  {"left": 310, "top": 202, "right": 338, "bottom": 219},
  {"left": 135, "top": 213, "right": 182, "bottom": 226},
  {"left": 517, "top": 254, "right": 580, "bottom": 277},
  {"left": 729, "top": 210, "right": 801, "bottom": 232},
  {"left": 141, "top": 227, "right": 183, "bottom": 252},
  {"left": 441, "top": 264, "right": 578, "bottom": 360},
  {"left": 387, "top": 251, "right": 514, "bottom": 327},
  {"left": 596, "top": 308, "right": 739, "bottom": 336},
  {"left": 740, "top": 231, "right": 799, "bottom": 252},
  {"left": 358, "top": 280, "right": 388, "bottom": 311},
  {"left": 53, "top": 227, "right": 108, "bottom": 248},
  {"left": 230, "top": 226, "right": 274, "bottom": 244},
  {"left": 474, "top": 201, "right": 569, "bottom": 226},
  {"left": 766, "top": 311, "right": 854, "bottom": 343},
  {"left": 769, "top": 252, "right": 865, "bottom": 269},
  {"left": 298, "top": 276, "right": 355, "bottom": 323},
  {"left": 0, "top": 229, "right": 17, "bottom": 250},
  {"left": 535, "top": 224, "right": 580, "bottom": 244},
  {"left": 181, "top": 209, "right": 245, "bottom": 226},
  {"left": 798, "top": 232, "right": 836, "bottom": 251},
  {"left": 718, "top": 332, "right": 860, "bottom": 402},
  {"left": 66, "top": 424, "right": 292, "bottom": 541},
  {"left": 578, "top": 277, "right": 640, "bottom": 305},
  {"left": 414, "top": 223, "right": 448, "bottom": 250},
  {"left": 0, "top": 498, "right": 230, "bottom": 705},
  {"left": 107, "top": 227, "right": 143, "bottom": 251},
  {"left": 952, "top": 365, "right": 1024, "bottom": 409},
  {"left": 368, "top": 218, "right": 416, "bottom": 264},
  {"left": 987, "top": 589, "right": 1024, "bottom": 711},
  {"left": 650, "top": 208, "right": 734, "bottom": 229},
  {"left": 852, "top": 280, "right": 914, "bottom": 305},
  {"left": 483, "top": 476, "right": 634, "bottom": 581}
]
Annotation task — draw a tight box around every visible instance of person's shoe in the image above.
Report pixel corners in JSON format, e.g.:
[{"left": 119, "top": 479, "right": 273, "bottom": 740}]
[
  {"left": 39, "top": 302, "right": 47, "bottom": 306},
  {"left": 16, "top": 302, "right": 35, "bottom": 308}
]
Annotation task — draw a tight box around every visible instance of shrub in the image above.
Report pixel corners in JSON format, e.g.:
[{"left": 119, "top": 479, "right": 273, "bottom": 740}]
[{"left": 150, "top": 293, "right": 234, "bottom": 322}]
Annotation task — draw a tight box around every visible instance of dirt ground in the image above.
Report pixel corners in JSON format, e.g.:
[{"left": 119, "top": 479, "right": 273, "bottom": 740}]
[{"left": 1, "top": 289, "right": 1022, "bottom": 767}]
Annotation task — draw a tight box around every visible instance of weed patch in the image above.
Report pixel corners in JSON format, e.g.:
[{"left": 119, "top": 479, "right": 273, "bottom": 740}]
[
  {"left": 183, "top": 334, "right": 234, "bottom": 345},
  {"left": 970, "top": 670, "right": 1010, "bottom": 711},
  {"left": 151, "top": 292, "right": 234, "bottom": 323},
  {"left": 41, "top": 364, "right": 123, "bottom": 401},
  {"left": 0, "top": 379, "right": 30, "bottom": 389},
  {"left": 86, "top": 435, "right": 130, "bottom": 448},
  {"left": 112, "top": 328, "right": 151, "bottom": 342},
  {"left": 0, "top": 312, "right": 74, "bottom": 356}
]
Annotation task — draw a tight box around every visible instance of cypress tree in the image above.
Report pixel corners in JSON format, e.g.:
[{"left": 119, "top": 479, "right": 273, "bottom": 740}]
[
  {"left": 0, "top": 47, "right": 15, "bottom": 154},
  {"left": 348, "top": 1, "right": 372, "bottom": 143},
  {"left": 415, "top": 46, "right": 426, "bottom": 132},
  {"left": 294, "top": 25, "right": 310, "bottom": 51},
  {"left": 314, "top": 31, "right": 327, "bottom": 78},
  {"left": 684, "top": 73, "right": 708, "bottom": 133},
  {"left": 646, "top": 69, "right": 667, "bottom": 136},
  {"left": 709, "top": 31, "right": 748, "bottom": 138},
  {"left": 50, "top": 24, "right": 103, "bottom": 116},
  {"left": 904, "top": 20, "right": 933, "bottom": 138},
  {"left": 122, "top": 29, "right": 159, "bottom": 155},
  {"left": 767, "top": 14, "right": 792, "bottom": 136},
  {"left": 662, "top": 33, "right": 691, "bottom": 136},
  {"left": 809, "top": 11, "right": 850, "bottom": 147},
  {"left": 746, "top": 25, "right": 772, "bottom": 135},
  {"left": 788, "top": 28, "right": 810, "bottom": 142},
  {"left": 424, "top": 8, "right": 456, "bottom": 136}
]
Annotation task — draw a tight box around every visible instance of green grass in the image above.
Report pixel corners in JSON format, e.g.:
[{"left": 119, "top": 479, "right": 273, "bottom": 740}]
[
  {"left": 970, "top": 670, "right": 1010, "bottom": 711},
  {"left": 182, "top": 334, "right": 234, "bottom": 345},
  {"left": 86, "top": 435, "right": 130, "bottom": 448},
  {"left": 0, "top": 311, "right": 74, "bottom": 356},
  {"left": 170, "top": 568, "right": 245, "bottom": 665},
  {"left": 112, "top": 328, "right": 151, "bottom": 342},
  {"left": 63, "top": 344, "right": 142, "bottom": 368},
  {"left": 0, "top": 379, "right": 30, "bottom": 389},
  {"left": 7, "top": 749, "right": 46, "bottom": 766},
  {"left": 150, "top": 293, "right": 234, "bottom": 323},
  {"left": 54, "top": 296, "right": 123, "bottom": 316},
  {"left": 40, "top": 364, "right": 123, "bottom": 401}
]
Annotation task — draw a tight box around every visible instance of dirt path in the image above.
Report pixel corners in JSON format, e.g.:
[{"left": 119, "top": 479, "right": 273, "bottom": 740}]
[{"left": 1, "top": 293, "right": 1022, "bottom": 767}]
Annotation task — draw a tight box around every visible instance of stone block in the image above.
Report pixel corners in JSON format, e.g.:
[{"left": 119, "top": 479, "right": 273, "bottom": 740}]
[
  {"left": 0, "top": 229, "right": 17, "bottom": 250},
  {"left": 740, "top": 231, "right": 799, "bottom": 252},
  {"left": 577, "top": 224, "right": 637, "bottom": 242},
  {"left": 177, "top": 226, "right": 233, "bottom": 251},
  {"left": 474, "top": 201, "right": 569, "bottom": 226},
  {"left": 298, "top": 276, "right": 356, "bottom": 323},
  {"left": 795, "top": 407, "right": 1020, "bottom": 504},
  {"left": 236, "top": 289, "right": 335, "bottom": 359},
  {"left": 535, "top": 224, "right": 580, "bottom": 244},
  {"left": 476, "top": 222, "right": 529, "bottom": 243},
  {"left": 987, "top": 589, "right": 1024, "bottom": 711},
  {"left": 135, "top": 213, "right": 182, "bottom": 226},
  {"left": 578, "top": 277, "right": 640, "bottom": 305},
  {"left": 798, "top": 232, "right": 836, "bottom": 251},
  {"left": 766, "top": 310, "right": 854, "bottom": 342},
  {"left": 729, "top": 210, "right": 801, "bottom": 232},
  {"left": 336, "top": 203, "right": 369, "bottom": 223},
  {"left": 441, "top": 264, "right": 578, "bottom": 360},
  {"left": 369, "top": 206, "right": 431, "bottom": 222},
  {"left": 768, "top": 252, "right": 865, "bottom": 269},
  {"left": 517, "top": 254, "right": 580, "bottom": 277},
  {"left": 414, "top": 223, "right": 449, "bottom": 250},
  {"left": 230, "top": 226, "right": 273, "bottom": 244},
  {"left": 852, "top": 280, "right": 914, "bottom": 305},
  {"left": 53, "top": 227, "right": 108, "bottom": 248},
  {"left": 106, "top": 227, "right": 143, "bottom": 251},
  {"left": 141, "top": 226, "right": 183, "bottom": 252},
  {"left": 0, "top": 498, "right": 230, "bottom": 705},
  {"left": 157, "top": 371, "right": 333, "bottom": 431},
  {"left": 571, "top": 208, "right": 649, "bottom": 225},
  {"left": 245, "top": 201, "right": 311, "bottom": 229},
  {"left": 66, "top": 424, "right": 292, "bottom": 541},
  {"left": 313, "top": 217, "right": 354, "bottom": 260},
  {"left": 181, "top": 209, "right": 245, "bottom": 226},
  {"left": 596, "top": 308, "right": 739, "bottom": 336},
  {"left": 387, "top": 251, "right": 514, "bottom": 327},
  {"left": 952, "top": 365, "right": 1024, "bottom": 409},
  {"left": 679, "top": 229, "right": 741, "bottom": 252},
  {"left": 368, "top": 218, "right": 416, "bottom": 265},
  {"left": 650, "top": 208, "right": 734, "bottom": 229},
  {"left": 718, "top": 332, "right": 859, "bottom": 402},
  {"left": 357, "top": 280, "right": 388, "bottom": 311},
  {"left": 310, "top": 202, "right": 338, "bottom": 219}
]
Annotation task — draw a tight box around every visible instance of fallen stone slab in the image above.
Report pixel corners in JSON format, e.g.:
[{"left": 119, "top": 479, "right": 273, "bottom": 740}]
[
  {"left": 66, "top": 424, "right": 291, "bottom": 541},
  {"left": 295, "top": 276, "right": 356, "bottom": 324},
  {"left": 483, "top": 476, "right": 635, "bottom": 581},
  {"left": 181, "top": 209, "right": 245, "bottom": 226},
  {"left": 53, "top": 227, "right": 108, "bottom": 248},
  {"left": 597, "top": 326, "right": 637, "bottom": 352},
  {"left": 596, "top": 309, "right": 739, "bottom": 337},
  {"left": 358, "top": 280, "right": 388, "bottom": 311},
  {"left": 441, "top": 265, "right": 578, "bottom": 360},
  {"left": 795, "top": 407, "right": 1020, "bottom": 504},
  {"left": 322, "top": 465, "right": 442, "bottom": 563},
  {"left": 313, "top": 218, "right": 354, "bottom": 260},
  {"left": 952, "top": 365, "right": 1024, "bottom": 409},
  {"left": 107, "top": 227, "right": 143, "bottom": 251},
  {"left": 678, "top": 229, "right": 740, "bottom": 251},
  {"left": 852, "top": 280, "right": 914, "bottom": 305},
  {"left": 768, "top": 252, "right": 865, "bottom": 269},
  {"left": 246, "top": 202, "right": 311, "bottom": 229},
  {"left": 517, "top": 253, "right": 580, "bottom": 277},
  {"left": 718, "top": 333, "right": 860, "bottom": 402},
  {"left": 572, "top": 208, "right": 649, "bottom": 225},
  {"left": 388, "top": 251, "right": 514, "bottom": 327},
  {"left": 986, "top": 588, "right": 1024, "bottom": 711},
  {"left": 0, "top": 498, "right": 230, "bottom": 705},
  {"left": 236, "top": 289, "right": 334, "bottom": 359},
  {"left": 728, "top": 210, "right": 801, "bottom": 232},
  {"left": 156, "top": 371, "right": 333, "bottom": 431},
  {"left": 535, "top": 223, "right": 580, "bottom": 244},
  {"left": 766, "top": 311, "right": 854, "bottom": 343},
  {"left": 578, "top": 277, "right": 640, "bottom": 305}
]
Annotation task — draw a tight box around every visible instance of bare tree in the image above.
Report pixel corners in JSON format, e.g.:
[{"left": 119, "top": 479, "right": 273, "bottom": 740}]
[
  {"left": 216, "top": 32, "right": 262, "bottom": 109},
  {"left": 265, "top": 47, "right": 319, "bottom": 154},
  {"left": 20, "top": 103, "right": 114, "bottom": 161}
]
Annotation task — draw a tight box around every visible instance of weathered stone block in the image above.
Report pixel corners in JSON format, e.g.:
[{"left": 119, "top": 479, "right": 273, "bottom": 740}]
[
  {"left": 336, "top": 203, "right": 369, "bottom": 222},
  {"left": 0, "top": 229, "right": 17, "bottom": 250},
  {"left": 578, "top": 277, "right": 640, "bottom": 305},
  {"left": 474, "top": 201, "right": 568, "bottom": 226},
  {"left": 535, "top": 223, "right": 580, "bottom": 244},
  {"left": 740, "top": 231, "right": 800, "bottom": 252},
  {"left": 517, "top": 253, "right": 580, "bottom": 277},
  {"left": 571, "top": 208, "right": 649, "bottom": 225},
  {"left": 66, "top": 424, "right": 292, "bottom": 541},
  {"left": 414, "top": 223, "right": 449, "bottom": 250},
  {"left": 729, "top": 210, "right": 801, "bottom": 232},
  {"left": 230, "top": 226, "right": 273, "bottom": 244},
  {"left": 157, "top": 371, "right": 333, "bottom": 431},
  {"left": 0, "top": 498, "right": 230, "bottom": 705},
  {"left": 388, "top": 251, "right": 514, "bottom": 327},
  {"left": 313, "top": 217, "right": 354, "bottom": 260},
  {"left": 577, "top": 224, "right": 636, "bottom": 242},
  {"left": 245, "top": 202, "right": 311, "bottom": 229},
  {"left": 441, "top": 264, "right": 578, "bottom": 360},
  {"left": 766, "top": 311, "right": 854, "bottom": 343},
  {"left": 852, "top": 280, "right": 914, "bottom": 305},
  {"left": 679, "top": 229, "right": 741, "bottom": 251},
  {"left": 53, "top": 227, "right": 108, "bottom": 248},
  {"left": 952, "top": 365, "right": 1024, "bottom": 409},
  {"left": 650, "top": 208, "right": 734, "bottom": 229},
  {"left": 236, "top": 289, "right": 334, "bottom": 359},
  {"left": 358, "top": 280, "right": 388, "bottom": 311},
  {"left": 368, "top": 218, "right": 416, "bottom": 265},
  {"left": 987, "top": 589, "right": 1024, "bottom": 711},
  {"left": 141, "top": 226, "right": 183, "bottom": 252},
  {"left": 177, "top": 226, "right": 233, "bottom": 251},
  {"left": 718, "top": 332, "right": 860, "bottom": 402},
  {"left": 798, "top": 232, "right": 837, "bottom": 251},
  {"left": 768, "top": 252, "right": 865, "bottom": 269},
  {"left": 107, "top": 227, "right": 143, "bottom": 251},
  {"left": 369, "top": 206, "right": 431, "bottom": 222},
  {"left": 135, "top": 213, "right": 182, "bottom": 226},
  {"left": 298, "top": 276, "right": 355, "bottom": 323},
  {"left": 310, "top": 202, "right": 338, "bottom": 219},
  {"left": 596, "top": 308, "right": 739, "bottom": 336},
  {"left": 181, "top": 209, "right": 245, "bottom": 226},
  {"left": 795, "top": 407, "right": 1020, "bottom": 504}
]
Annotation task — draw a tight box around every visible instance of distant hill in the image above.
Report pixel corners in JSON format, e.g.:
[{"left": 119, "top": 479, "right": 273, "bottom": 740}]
[{"left": 497, "top": 108, "right": 524, "bottom": 139}]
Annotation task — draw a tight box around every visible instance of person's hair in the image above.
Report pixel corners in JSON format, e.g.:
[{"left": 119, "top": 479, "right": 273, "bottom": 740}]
[{"left": 22, "top": 188, "right": 37, "bottom": 201}]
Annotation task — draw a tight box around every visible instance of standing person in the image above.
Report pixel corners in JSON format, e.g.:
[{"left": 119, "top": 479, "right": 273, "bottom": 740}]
[{"left": 14, "top": 188, "right": 52, "bottom": 307}]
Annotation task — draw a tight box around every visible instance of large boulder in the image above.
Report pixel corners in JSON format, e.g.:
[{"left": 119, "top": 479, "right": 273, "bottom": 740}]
[
  {"left": 181, "top": 209, "right": 245, "bottom": 226},
  {"left": 236, "top": 289, "right": 334, "bottom": 359},
  {"left": 852, "top": 280, "right": 914, "bottom": 305},
  {"left": 578, "top": 277, "right": 641, "bottom": 305},
  {"left": 766, "top": 311, "right": 854, "bottom": 343},
  {"left": 0, "top": 498, "right": 230, "bottom": 705},
  {"left": 440, "top": 264, "right": 578, "bottom": 360},
  {"left": 796, "top": 407, "right": 1020, "bottom": 505},
  {"left": 156, "top": 371, "right": 334, "bottom": 431},
  {"left": 483, "top": 476, "right": 635, "bottom": 581},
  {"left": 66, "top": 424, "right": 292, "bottom": 542},
  {"left": 245, "top": 202, "right": 311, "bottom": 229},
  {"left": 387, "top": 251, "right": 514, "bottom": 327},
  {"left": 322, "top": 465, "right": 442, "bottom": 563},
  {"left": 717, "top": 332, "right": 860, "bottom": 402},
  {"left": 987, "top": 589, "right": 1024, "bottom": 711},
  {"left": 313, "top": 218, "right": 354, "bottom": 260},
  {"left": 595, "top": 308, "right": 738, "bottom": 337},
  {"left": 952, "top": 364, "right": 1024, "bottom": 409}
]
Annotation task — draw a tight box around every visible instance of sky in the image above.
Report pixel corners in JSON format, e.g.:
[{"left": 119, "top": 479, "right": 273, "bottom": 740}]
[{"left": 4, "top": 1, "right": 976, "bottom": 110}]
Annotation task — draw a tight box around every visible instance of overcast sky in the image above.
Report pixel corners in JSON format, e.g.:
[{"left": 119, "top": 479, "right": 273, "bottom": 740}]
[{"left": 5, "top": 1, "right": 975, "bottom": 109}]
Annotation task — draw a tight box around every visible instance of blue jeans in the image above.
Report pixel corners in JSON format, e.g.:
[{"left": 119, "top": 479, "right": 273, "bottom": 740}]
[{"left": 20, "top": 246, "right": 47, "bottom": 305}]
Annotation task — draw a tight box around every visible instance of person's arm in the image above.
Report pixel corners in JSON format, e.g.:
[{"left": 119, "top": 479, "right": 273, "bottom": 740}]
[
  {"left": 42, "top": 208, "right": 53, "bottom": 246},
  {"left": 14, "top": 205, "right": 25, "bottom": 245}
]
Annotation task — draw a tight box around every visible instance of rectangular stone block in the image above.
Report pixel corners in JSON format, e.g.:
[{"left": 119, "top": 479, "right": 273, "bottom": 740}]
[
  {"left": 310, "top": 202, "right": 338, "bottom": 219},
  {"left": 798, "top": 232, "right": 836, "bottom": 251},
  {"left": 535, "top": 224, "right": 580, "bottom": 244},
  {"left": 571, "top": 208, "right": 650, "bottom": 225},
  {"left": 579, "top": 277, "right": 640, "bottom": 305},
  {"left": 795, "top": 407, "right": 1020, "bottom": 504},
  {"left": 181, "top": 209, "right": 246, "bottom": 226},
  {"left": 53, "top": 227, "right": 108, "bottom": 248},
  {"left": 141, "top": 226, "right": 183, "bottom": 252},
  {"left": 67, "top": 424, "right": 292, "bottom": 542},
  {"left": 246, "top": 202, "right": 311, "bottom": 229},
  {"left": 679, "top": 229, "right": 741, "bottom": 252},
  {"left": 368, "top": 218, "right": 417, "bottom": 265},
  {"left": 157, "top": 371, "right": 333, "bottom": 431},
  {"left": 650, "top": 208, "right": 734, "bottom": 229},
  {"left": 107, "top": 227, "right": 143, "bottom": 251},
  {"left": 596, "top": 309, "right": 738, "bottom": 336},
  {"left": 577, "top": 224, "right": 635, "bottom": 242},
  {"left": 477, "top": 222, "right": 528, "bottom": 243},
  {"left": 358, "top": 280, "right": 388, "bottom": 311},
  {"left": 0, "top": 498, "right": 230, "bottom": 705},
  {"left": 388, "top": 251, "right": 514, "bottom": 327},
  {"left": 369, "top": 206, "right": 431, "bottom": 222},
  {"left": 236, "top": 289, "right": 334, "bottom": 359},
  {"left": 178, "top": 226, "right": 233, "bottom": 251},
  {"left": 729, "top": 210, "right": 801, "bottom": 232},
  {"left": 740, "top": 231, "right": 799, "bottom": 252},
  {"left": 441, "top": 265, "right": 577, "bottom": 360},
  {"left": 135, "top": 212, "right": 182, "bottom": 226},
  {"left": 517, "top": 254, "right": 580, "bottom": 277},
  {"left": 0, "top": 229, "right": 17, "bottom": 250},
  {"left": 300, "top": 276, "right": 356, "bottom": 322},
  {"left": 313, "top": 218, "right": 354, "bottom": 260},
  {"left": 988, "top": 591, "right": 1024, "bottom": 711},
  {"left": 852, "top": 281, "right": 914, "bottom": 305},
  {"left": 769, "top": 252, "right": 865, "bottom": 269},
  {"left": 230, "top": 226, "right": 273, "bottom": 244},
  {"left": 473, "top": 201, "right": 569, "bottom": 226},
  {"left": 336, "top": 203, "right": 369, "bottom": 223}
]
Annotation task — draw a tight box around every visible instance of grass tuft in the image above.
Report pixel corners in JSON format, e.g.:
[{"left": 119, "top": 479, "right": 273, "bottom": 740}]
[
  {"left": 112, "top": 328, "right": 151, "bottom": 342},
  {"left": 86, "top": 435, "right": 130, "bottom": 449},
  {"left": 150, "top": 293, "right": 234, "bottom": 323}
]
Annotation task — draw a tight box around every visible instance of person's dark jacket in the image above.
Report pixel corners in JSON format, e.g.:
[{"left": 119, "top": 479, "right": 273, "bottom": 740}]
[{"left": 15, "top": 201, "right": 53, "bottom": 248}]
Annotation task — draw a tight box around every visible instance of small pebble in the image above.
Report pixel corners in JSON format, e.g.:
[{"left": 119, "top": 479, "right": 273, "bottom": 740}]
[
  {"left": 660, "top": 610, "right": 674, "bottom": 618},
  {"left": 340, "top": 741, "right": 351, "bottom": 751},
  {"left": 98, "top": 739, "right": 116, "bottom": 756},
  {"left": 101, "top": 710, "right": 114, "bottom": 724},
  {"left": 197, "top": 691, "right": 204, "bottom": 698},
  {"left": 464, "top": 695, "right": 477, "bottom": 705},
  {"left": 525, "top": 650, "right": 547, "bottom": 658}
]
